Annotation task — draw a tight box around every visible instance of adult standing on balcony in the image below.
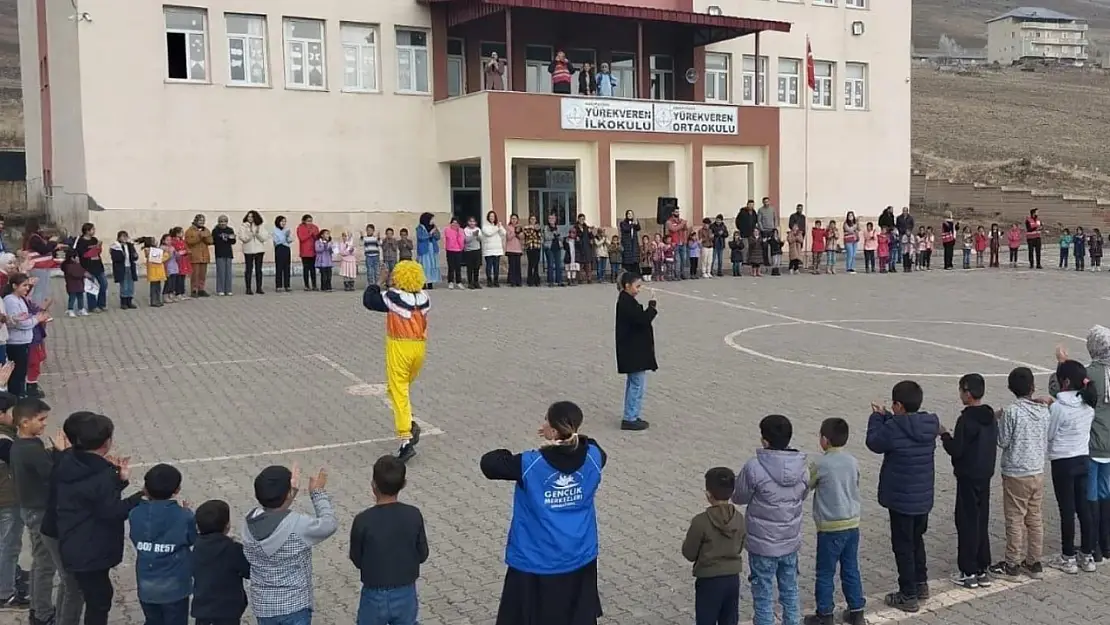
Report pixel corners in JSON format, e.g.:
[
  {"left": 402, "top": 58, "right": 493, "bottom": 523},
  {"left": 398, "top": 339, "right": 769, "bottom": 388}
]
[
  {"left": 578, "top": 62, "right": 596, "bottom": 96},
  {"left": 548, "top": 50, "right": 575, "bottom": 95},
  {"left": 619, "top": 210, "right": 641, "bottom": 276},
  {"left": 596, "top": 63, "right": 618, "bottom": 97},
  {"left": 666, "top": 208, "right": 689, "bottom": 280},
  {"left": 485, "top": 52, "right": 506, "bottom": 91},
  {"left": 1025, "top": 208, "right": 1043, "bottom": 269}
]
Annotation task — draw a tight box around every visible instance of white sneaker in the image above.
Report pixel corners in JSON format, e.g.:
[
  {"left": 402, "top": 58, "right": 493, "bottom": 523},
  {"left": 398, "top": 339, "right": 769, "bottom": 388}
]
[
  {"left": 65, "top": 310, "right": 76, "bottom": 318},
  {"left": 448, "top": 282, "right": 455, "bottom": 289},
  {"left": 1048, "top": 553, "right": 1079, "bottom": 575},
  {"left": 77, "top": 309, "right": 89, "bottom": 317},
  {"left": 1080, "top": 553, "right": 1097, "bottom": 572}
]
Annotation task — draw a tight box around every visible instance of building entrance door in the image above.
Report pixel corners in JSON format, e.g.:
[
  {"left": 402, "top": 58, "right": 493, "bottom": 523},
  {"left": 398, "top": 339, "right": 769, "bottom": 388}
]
[{"left": 527, "top": 167, "right": 577, "bottom": 232}]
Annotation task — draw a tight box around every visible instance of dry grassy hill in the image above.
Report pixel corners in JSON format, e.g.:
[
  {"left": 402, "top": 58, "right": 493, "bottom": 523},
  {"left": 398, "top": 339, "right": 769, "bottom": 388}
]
[{"left": 913, "top": 0, "right": 1110, "bottom": 49}]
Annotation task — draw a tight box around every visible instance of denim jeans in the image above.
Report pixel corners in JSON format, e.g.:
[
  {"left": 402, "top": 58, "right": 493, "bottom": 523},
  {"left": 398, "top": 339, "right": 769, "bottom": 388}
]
[
  {"left": 484, "top": 255, "right": 501, "bottom": 282},
  {"left": 67, "top": 292, "right": 86, "bottom": 312},
  {"left": 544, "top": 247, "right": 564, "bottom": 284},
  {"left": 963, "top": 248, "right": 972, "bottom": 269},
  {"left": 0, "top": 504, "right": 23, "bottom": 598},
  {"left": 595, "top": 258, "right": 607, "bottom": 281},
  {"left": 356, "top": 584, "right": 418, "bottom": 625},
  {"left": 814, "top": 529, "right": 865, "bottom": 615},
  {"left": 257, "top": 607, "right": 313, "bottom": 625},
  {"left": 891, "top": 245, "right": 901, "bottom": 269},
  {"left": 623, "top": 371, "right": 647, "bottom": 421},
  {"left": 365, "top": 255, "right": 380, "bottom": 285},
  {"left": 825, "top": 250, "right": 835, "bottom": 267},
  {"left": 120, "top": 274, "right": 135, "bottom": 298},
  {"left": 87, "top": 270, "right": 109, "bottom": 310},
  {"left": 712, "top": 246, "right": 724, "bottom": 275},
  {"left": 140, "top": 597, "right": 190, "bottom": 625},
  {"left": 674, "top": 243, "right": 688, "bottom": 278},
  {"left": 215, "top": 257, "right": 234, "bottom": 294},
  {"left": 844, "top": 242, "right": 858, "bottom": 271},
  {"left": 749, "top": 551, "right": 799, "bottom": 625}
]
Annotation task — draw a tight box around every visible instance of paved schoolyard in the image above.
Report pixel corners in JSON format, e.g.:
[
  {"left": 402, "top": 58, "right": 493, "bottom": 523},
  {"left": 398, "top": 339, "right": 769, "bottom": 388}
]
[{"left": 27, "top": 264, "right": 1110, "bottom": 625}]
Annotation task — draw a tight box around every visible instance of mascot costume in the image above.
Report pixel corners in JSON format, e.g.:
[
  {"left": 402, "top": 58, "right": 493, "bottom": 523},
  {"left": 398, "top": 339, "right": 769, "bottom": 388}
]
[{"left": 363, "top": 260, "right": 429, "bottom": 462}]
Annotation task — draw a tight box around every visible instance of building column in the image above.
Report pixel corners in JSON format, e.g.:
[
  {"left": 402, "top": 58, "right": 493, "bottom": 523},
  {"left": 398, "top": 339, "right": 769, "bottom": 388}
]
[
  {"left": 691, "top": 144, "right": 704, "bottom": 222},
  {"left": 504, "top": 8, "right": 513, "bottom": 91},
  {"left": 597, "top": 142, "right": 612, "bottom": 226},
  {"left": 431, "top": 4, "right": 449, "bottom": 101},
  {"left": 636, "top": 21, "right": 648, "bottom": 98},
  {"left": 754, "top": 31, "right": 762, "bottom": 105}
]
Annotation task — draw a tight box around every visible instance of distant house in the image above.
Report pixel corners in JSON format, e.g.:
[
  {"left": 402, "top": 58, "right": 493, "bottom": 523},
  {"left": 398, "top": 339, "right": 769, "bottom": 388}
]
[
  {"left": 987, "top": 7, "right": 1090, "bottom": 65},
  {"left": 911, "top": 48, "right": 988, "bottom": 66}
]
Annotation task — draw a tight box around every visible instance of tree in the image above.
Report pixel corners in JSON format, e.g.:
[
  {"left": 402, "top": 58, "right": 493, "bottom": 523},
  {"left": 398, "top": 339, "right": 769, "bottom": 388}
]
[{"left": 938, "top": 34, "right": 965, "bottom": 64}]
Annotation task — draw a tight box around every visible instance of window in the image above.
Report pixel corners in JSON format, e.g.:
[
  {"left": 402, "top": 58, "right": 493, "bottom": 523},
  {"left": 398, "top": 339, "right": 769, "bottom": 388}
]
[
  {"left": 650, "top": 55, "right": 674, "bottom": 100},
  {"left": 777, "top": 58, "right": 800, "bottom": 106},
  {"left": 812, "top": 61, "right": 833, "bottom": 108},
  {"left": 812, "top": 0, "right": 835, "bottom": 5},
  {"left": 283, "top": 18, "right": 326, "bottom": 89},
  {"left": 447, "top": 38, "right": 465, "bottom": 97},
  {"left": 165, "top": 7, "right": 208, "bottom": 82},
  {"left": 705, "top": 53, "right": 730, "bottom": 103},
  {"left": 741, "top": 55, "right": 767, "bottom": 105},
  {"left": 846, "top": 0, "right": 866, "bottom": 7},
  {"left": 341, "top": 23, "right": 378, "bottom": 92},
  {"left": 525, "top": 45, "right": 552, "bottom": 93},
  {"left": 610, "top": 53, "right": 636, "bottom": 98},
  {"left": 226, "top": 14, "right": 267, "bottom": 86},
  {"left": 396, "top": 28, "right": 430, "bottom": 93},
  {"left": 844, "top": 62, "right": 866, "bottom": 109}
]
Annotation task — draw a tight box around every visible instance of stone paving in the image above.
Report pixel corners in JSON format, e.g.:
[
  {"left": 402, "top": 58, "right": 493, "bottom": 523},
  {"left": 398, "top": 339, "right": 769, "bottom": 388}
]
[{"left": 17, "top": 263, "right": 1110, "bottom": 624}]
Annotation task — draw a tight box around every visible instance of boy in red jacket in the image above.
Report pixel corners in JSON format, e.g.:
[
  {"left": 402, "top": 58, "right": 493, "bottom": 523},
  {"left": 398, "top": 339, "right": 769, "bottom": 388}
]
[{"left": 810, "top": 221, "right": 826, "bottom": 275}]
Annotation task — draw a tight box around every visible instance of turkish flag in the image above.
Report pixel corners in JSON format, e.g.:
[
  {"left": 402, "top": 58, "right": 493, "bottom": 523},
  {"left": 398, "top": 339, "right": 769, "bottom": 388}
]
[{"left": 805, "top": 36, "right": 816, "bottom": 90}]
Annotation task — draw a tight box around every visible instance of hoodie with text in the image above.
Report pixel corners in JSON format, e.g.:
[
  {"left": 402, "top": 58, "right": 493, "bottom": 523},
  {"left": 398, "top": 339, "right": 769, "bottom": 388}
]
[
  {"left": 128, "top": 500, "right": 196, "bottom": 604},
  {"left": 732, "top": 448, "right": 810, "bottom": 557},
  {"left": 681, "top": 502, "right": 746, "bottom": 577},
  {"left": 941, "top": 405, "right": 998, "bottom": 481}
]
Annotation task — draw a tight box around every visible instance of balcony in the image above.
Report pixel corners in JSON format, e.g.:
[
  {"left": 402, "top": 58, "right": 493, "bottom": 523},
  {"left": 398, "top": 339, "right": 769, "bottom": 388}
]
[{"left": 1020, "top": 20, "right": 1088, "bottom": 30}]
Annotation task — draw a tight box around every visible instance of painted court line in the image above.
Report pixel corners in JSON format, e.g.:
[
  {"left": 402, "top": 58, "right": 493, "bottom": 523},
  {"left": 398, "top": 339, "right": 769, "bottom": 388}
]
[
  {"left": 655, "top": 289, "right": 1063, "bottom": 374},
  {"left": 865, "top": 572, "right": 1049, "bottom": 623},
  {"left": 42, "top": 356, "right": 302, "bottom": 377},
  {"left": 130, "top": 434, "right": 432, "bottom": 469}
]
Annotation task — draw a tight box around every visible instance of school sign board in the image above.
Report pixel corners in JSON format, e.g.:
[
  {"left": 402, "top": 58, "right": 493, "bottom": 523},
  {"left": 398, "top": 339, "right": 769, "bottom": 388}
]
[{"left": 559, "top": 97, "right": 739, "bottom": 135}]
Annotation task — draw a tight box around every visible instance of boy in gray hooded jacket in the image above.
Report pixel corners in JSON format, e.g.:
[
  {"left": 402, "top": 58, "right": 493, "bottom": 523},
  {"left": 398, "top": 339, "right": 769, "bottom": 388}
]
[
  {"left": 242, "top": 464, "right": 338, "bottom": 625},
  {"left": 733, "top": 415, "right": 810, "bottom": 625}
]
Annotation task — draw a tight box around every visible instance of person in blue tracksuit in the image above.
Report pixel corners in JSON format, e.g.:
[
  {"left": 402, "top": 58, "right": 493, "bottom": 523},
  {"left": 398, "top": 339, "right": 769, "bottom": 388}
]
[{"left": 480, "top": 401, "right": 607, "bottom": 625}]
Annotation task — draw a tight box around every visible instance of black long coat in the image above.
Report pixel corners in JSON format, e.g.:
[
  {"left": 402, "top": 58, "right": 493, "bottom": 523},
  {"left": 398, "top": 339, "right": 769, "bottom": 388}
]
[
  {"left": 615, "top": 290, "right": 658, "bottom": 374},
  {"left": 619, "top": 219, "right": 640, "bottom": 265}
]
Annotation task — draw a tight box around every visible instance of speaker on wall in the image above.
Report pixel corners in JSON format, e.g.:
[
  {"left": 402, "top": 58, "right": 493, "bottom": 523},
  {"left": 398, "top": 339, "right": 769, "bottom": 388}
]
[{"left": 657, "top": 196, "right": 678, "bottom": 225}]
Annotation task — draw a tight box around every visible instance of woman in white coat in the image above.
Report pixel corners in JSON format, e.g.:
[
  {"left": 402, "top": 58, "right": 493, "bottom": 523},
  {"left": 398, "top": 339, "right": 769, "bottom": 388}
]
[
  {"left": 240, "top": 210, "right": 271, "bottom": 294},
  {"left": 480, "top": 211, "right": 507, "bottom": 287}
]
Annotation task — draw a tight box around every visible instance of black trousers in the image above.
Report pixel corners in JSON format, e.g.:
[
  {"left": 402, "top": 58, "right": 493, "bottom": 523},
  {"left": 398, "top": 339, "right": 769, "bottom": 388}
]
[
  {"left": 464, "top": 249, "right": 482, "bottom": 287},
  {"left": 922, "top": 249, "right": 932, "bottom": 269},
  {"left": 863, "top": 249, "right": 875, "bottom": 272},
  {"left": 955, "top": 479, "right": 992, "bottom": 575},
  {"left": 319, "top": 266, "right": 333, "bottom": 291},
  {"left": 889, "top": 510, "right": 928, "bottom": 598},
  {"left": 1028, "top": 238, "right": 1042, "bottom": 268},
  {"left": 1009, "top": 248, "right": 1020, "bottom": 263},
  {"left": 622, "top": 262, "right": 640, "bottom": 276},
  {"left": 526, "top": 249, "right": 541, "bottom": 285},
  {"left": 301, "top": 257, "right": 317, "bottom": 289},
  {"left": 989, "top": 248, "right": 999, "bottom": 267},
  {"left": 446, "top": 250, "right": 464, "bottom": 284},
  {"left": 694, "top": 573, "right": 740, "bottom": 625},
  {"left": 1052, "top": 456, "right": 1094, "bottom": 556},
  {"left": 74, "top": 569, "right": 113, "bottom": 625},
  {"left": 507, "top": 252, "right": 523, "bottom": 286},
  {"left": 5, "top": 343, "right": 30, "bottom": 397},
  {"left": 274, "top": 245, "right": 291, "bottom": 289},
  {"left": 943, "top": 242, "right": 955, "bottom": 269},
  {"left": 902, "top": 250, "right": 913, "bottom": 272},
  {"left": 244, "top": 252, "right": 263, "bottom": 292}
]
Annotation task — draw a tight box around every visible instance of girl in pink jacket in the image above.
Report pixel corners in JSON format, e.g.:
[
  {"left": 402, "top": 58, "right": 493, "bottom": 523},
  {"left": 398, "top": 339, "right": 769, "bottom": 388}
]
[
  {"left": 1007, "top": 223, "right": 1023, "bottom": 268},
  {"left": 444, "top": 217, "right": 465, "bottom": 289}
]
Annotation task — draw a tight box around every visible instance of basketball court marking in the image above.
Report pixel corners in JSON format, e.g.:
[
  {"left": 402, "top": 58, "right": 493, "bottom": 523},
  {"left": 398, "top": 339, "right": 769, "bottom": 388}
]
[{"left": 41, "top": 356, "right": 302, "bottom": 377}]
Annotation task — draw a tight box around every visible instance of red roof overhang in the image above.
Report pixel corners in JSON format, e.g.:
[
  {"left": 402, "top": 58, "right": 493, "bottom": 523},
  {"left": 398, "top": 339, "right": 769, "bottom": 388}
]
[{"left": 423, "top": 0, "right": 791, "bottom": 44}]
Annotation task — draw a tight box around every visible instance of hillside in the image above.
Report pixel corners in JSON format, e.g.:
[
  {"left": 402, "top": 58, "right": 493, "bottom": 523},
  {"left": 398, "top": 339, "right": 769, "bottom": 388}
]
[{"left": 913, "top": 0, "right": 1110, "bottom": 49}]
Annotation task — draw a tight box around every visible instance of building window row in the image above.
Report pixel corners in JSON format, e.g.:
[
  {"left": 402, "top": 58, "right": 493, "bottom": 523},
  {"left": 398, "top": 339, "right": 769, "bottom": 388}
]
[
  {"left": 163, "top": 7, "right": 429, "bottom": 94},
  {"left": 767, "top": 0, "right": 868, "bottom": 8},
  {"left": 704, "top": 52, "right": 868, "bottom": 111}
]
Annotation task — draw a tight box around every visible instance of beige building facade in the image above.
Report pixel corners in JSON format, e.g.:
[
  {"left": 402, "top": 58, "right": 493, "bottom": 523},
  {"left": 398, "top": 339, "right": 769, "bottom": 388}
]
[
  {"left": 19, "top": 0, "right": 909, "bottom": 240},
  {"left": 987, "top": 7, "right": 1090, "bottom": 65}
]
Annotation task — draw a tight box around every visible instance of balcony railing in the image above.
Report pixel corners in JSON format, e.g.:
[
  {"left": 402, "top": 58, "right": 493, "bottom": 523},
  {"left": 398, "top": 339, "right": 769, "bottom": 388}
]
[{"left": 1020, "top": 21, "right": 1088, "bottom": 30}]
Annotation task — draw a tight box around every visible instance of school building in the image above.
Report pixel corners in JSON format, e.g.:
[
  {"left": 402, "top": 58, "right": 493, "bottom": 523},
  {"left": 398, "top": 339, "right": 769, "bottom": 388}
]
[{"left": 18, "top": 0, "right": 910, "bottom": 238}]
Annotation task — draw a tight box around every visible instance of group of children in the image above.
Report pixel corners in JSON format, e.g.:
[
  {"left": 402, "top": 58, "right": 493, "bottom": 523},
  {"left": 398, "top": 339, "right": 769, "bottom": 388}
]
[
  {"left": 1057, "top": 227, "right": 1105, "bottom": 271},
  {"left": 0, "top": 401, "right": 428, "bottom": 625}
]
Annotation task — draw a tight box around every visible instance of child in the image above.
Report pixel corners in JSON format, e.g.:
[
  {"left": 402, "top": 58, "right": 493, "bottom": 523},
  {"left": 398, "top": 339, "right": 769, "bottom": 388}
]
[
  {"left": 824, "top": 220, "right": 839, "bottom": 275},
  {"left": 338, "top": 232, "right": 358, "bottom": 291},
  {"left": 61, "top": 249, "right": 88, "bottom": 317},
  {"left": 810, "top": 220, "right": 826, "bottom": 275},
  {"left": 381, "top": 228, "right": 399, "bottom": 286},
  {"left": 1091, "top": 228, "right": 1104, "bottom": 271},
  {"left": 663, "top": 236, "right": 677, "bottom": 281},
  {"left": 861, "top": 223, "right": 877, "bottom": 274},
  {"left": 974, "top": 226, "right": 988, "bottom": 268},
  {"left": 192, "top": 500, "right": 251, "bottom": 625},
  {"left": 866, "top": 381, "right": 940, "bottom": 612},
  {"left": 887, "top": 228, "right": 901, "bottom": 273},
  {"left": 608, "top": 235, "right": 622, "bottom": 283},
  {"left": 362, "top": 224, "right": 381, "bottom": 286},
  {"left": 397, "top": 228, "right": 414, "bottom": 262},
  {"left": 642, "top": 234, "right": 655, "bottom": 282},
  {"left": 987, "top": 367, "right": 1049, "bottom": 580},
  {"left": 314, "top": 229, "right": 335, "bottom": 292},
  {"left": 768, "top": 229, "right": 783, "bottom": 276},
  {"left": 901, "top": 229, "right": 915, "bottom": 273},
  {"left": 788, "top": 226, "right": 804, "bottom": 274},
  {"left": 242, "top": 464, "right": 337, "bottom": 624},
  {"left": 0, "top": 393, "right": 29, "bottom": 611},
  {"left": 747, "top": 228, "right": 765, "bottom": 277},
  {"left": 1074, "top": 226, "right": 1086, "bottom": 272},
  {"left": 729, "top": 232, "right": 745, "bottom": 277},
  {"left": 595, "top": 230, "right": 609, "bottom": 283},
  {"left": 877, "top": 227, "right": 890, "bottom": 274},
  {"left": 1059, "top": 229, "right": 1073, "bottom": 269},
  {"left": 940, "top": 374, "right": 997, "bottom": 588},
  {"left": 806, "top": 418, "right": 865, "bottom": 625},
  {"left": 915, "top": 226, "right": 927, "bottom": 269},
  {"left": 462, "top": 219, "right": 482, "bottom": 289},
  {"left": 961, "top": 227, "right": 973, "bottom": 269},
  {"left": 711, "top": 215, "right": 729, "bottom": 277},
  {"left": 163, "top": 232, "right": 180, "bottom": 303},
  {"left": 563, "top": 228, "right": 580, "bottom": 286},
  {"left": 129, "top": 464, "right": 195, "bottom": 625},
  {"left": 170, "top": 227, "right": 190, "bottom": 300},
  {"left": 923, "top": 227, "right": 935, "bottom": 270},
  {"left": 109, "top": 231, "right": 139, "bottom": 310},
  {"left": 53, "top": 411, "right": 144, "bottom": 625},
  {"left": 733, "top": 415, "right": 809, "bottom": 625},
  {"left": 688, "top": 234, "right": 702, "bottom": 279},
  {"left": 350, "top": 455, "right": 429, "bottom": 625},
  {"left": 989, "top": 223, "right": 1002, "bottom": 268},
  {"left": 1046, "top": 360, "right": 1098, "bottom": 574},
  {"left": 698, "top": 218, "right": 714, "bottom": 278},
  {"left": 682, "top": 467, "right": 745, "bottom": 625},
  {"left": 1007, "top": 223, "right": 1022, "bottom": 268}
]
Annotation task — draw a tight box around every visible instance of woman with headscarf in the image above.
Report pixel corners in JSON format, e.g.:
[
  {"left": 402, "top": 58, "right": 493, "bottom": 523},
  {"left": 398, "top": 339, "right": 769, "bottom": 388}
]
[
  {"left": 480, "top": 400, "right": 606, "bottom": 625},
  {"left": 416, "top": 213, "right": 441, "bottom": 289},
  {"left": 618, "top": 210, "right": 641, "bottom": 275},
  {"left": 21, "top": 218, "right": 62, "bottom": 307}
]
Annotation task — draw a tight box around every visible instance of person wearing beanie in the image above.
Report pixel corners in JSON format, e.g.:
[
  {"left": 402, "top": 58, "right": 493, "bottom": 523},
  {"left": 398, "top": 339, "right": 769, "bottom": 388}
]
[
  {"left": 241, "top": 464, "right": 336, "bottom": 625},
  {"left": 363, "top": 260, "right": 429, "bottom": 463}
]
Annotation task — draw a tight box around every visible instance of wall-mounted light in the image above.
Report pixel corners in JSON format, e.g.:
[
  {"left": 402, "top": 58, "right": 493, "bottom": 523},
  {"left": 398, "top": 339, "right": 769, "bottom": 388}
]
[
  {"left": 707, "top": 5, "right": 723, "bottom": 16},
  {"left": 851, "top": 21, "right": 865, "bottom": 36}
]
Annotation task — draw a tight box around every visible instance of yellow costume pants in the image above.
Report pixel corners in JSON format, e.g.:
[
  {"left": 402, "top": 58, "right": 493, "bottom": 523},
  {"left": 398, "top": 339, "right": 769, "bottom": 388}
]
[{"left": 385, "top": 337, "right": 426, "bottom": 440}]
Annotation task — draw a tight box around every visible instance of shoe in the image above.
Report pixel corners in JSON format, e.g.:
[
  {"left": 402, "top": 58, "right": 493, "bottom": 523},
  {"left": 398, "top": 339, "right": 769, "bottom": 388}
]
[
  {"left": 883, "top": 592, "right": 918, "bottom": 613},
  {"left": 78, "top": 308, "right": 89, "bottom": 316},
  {"left": 397, "top": 442, "right": 417, "bottom": 463},
  {"left": 257, "top": 289, "right": 265, "bottom": 294},
  {"left": 1080, "top": 552, "right": 1097, "bottom": 572},
  {"left": 988, "top": 561, "right": 1021, "bottom": 579},
  {"left": 447, "top": 282, "right": 455, "bottom": 289},
  {"left": 284, "top": 288, "right": 292, "bottom": 293},
  {"left": 128, "top": 298, "right": 138, "bottom": 309},
  {"left": 65, "top": 310, "right": 75, "bottom": 318},
  {"left": 976, "top": 572, "right": 992, "bottom": 587},
  {"left": 842, "top": 608, "right": 866, "bottom": 625},
  {"left": 198, "top": 290, "right": 210, "bottom": 297},
  {"left": 916, "top": 582, "right": 930, "bottom": 599},
  {"left": 2, "top": 594, "right": 30, "bottom": 610},
  {"left": 245, "top": 289, "right": 253, "bottom": 295},
  {"left": 25, "top": 383, "right": 43, "bottom": 399},
  {"left": 1022, "top": 560, "right": 1044, "bottom": 578},
  {"left": 409, "top": 422, "right": 422, "bottom": 447},
  {"left": 620, "top": 419, "right": 649, "bottom": 431},
  {"left": 950, "top": 572, "right": 979, "bottom": 588},
  {"left": 31, "top": 613, "right": 55, "bottom": 625},
  {"left": 216, "top": 292, "right": 225, "bottom": 296},
  {"left": 1048, "top": 553, "right": 1079, "bottom": 575},
  {"left": 803, "top": 613, "right": 834, "bottom": 625}
]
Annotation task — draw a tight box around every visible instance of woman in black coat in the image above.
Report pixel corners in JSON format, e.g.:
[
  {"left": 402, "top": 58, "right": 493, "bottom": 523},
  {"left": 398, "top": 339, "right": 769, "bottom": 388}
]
[
  {"left": 618, "top": 210, "right": 641, "bottom": 275},
  {"left": 615, "top": 272, "right": 657, "bottom": 431}
]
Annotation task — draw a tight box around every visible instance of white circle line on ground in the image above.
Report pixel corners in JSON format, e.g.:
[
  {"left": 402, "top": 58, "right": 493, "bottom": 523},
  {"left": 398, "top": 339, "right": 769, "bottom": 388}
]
[{"left": 724, "top": 319, "right": 1081, "bottom": 378}]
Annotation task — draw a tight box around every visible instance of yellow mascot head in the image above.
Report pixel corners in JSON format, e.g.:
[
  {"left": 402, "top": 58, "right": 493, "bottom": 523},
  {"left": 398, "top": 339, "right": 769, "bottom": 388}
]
[{"left": 391, "top": 260, "right": 426, "bottom": 294}]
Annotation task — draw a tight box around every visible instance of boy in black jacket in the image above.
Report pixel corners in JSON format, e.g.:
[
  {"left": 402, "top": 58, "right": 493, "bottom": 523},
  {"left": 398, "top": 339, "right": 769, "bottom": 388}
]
[
  {"left": 192, "top": 500, "right": 251, "bottom": 625},
  {"left": 940, "top": 373, "right": 998, "bottom": 588},
  {"left": 47, "top": 411, "right": 143, "bottom": 625}
]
